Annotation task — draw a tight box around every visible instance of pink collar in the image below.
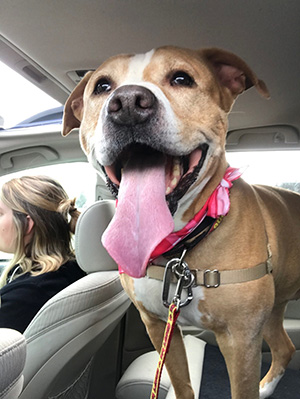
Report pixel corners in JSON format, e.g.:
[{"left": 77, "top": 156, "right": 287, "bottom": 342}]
[{"left": 150, "top": 166, "right": 242, "bottom": 260}]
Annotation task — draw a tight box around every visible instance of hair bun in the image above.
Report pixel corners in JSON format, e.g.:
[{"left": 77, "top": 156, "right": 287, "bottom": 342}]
[
  {"left": 57, "top": 198, "right": 80, "bottom": 233},
  {"left": 68, "top": 199, "right": 78, "bottom": 215}
]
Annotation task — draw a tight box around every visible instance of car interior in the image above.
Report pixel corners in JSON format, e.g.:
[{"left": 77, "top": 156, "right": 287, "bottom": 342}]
[{"left": 0, "top": 1, "right": 300, "bottom": 398}]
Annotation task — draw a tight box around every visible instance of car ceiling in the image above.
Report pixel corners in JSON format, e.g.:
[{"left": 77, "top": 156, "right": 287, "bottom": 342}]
[{"left": 0, "top": 0, "right": 300, "bottom": 134}]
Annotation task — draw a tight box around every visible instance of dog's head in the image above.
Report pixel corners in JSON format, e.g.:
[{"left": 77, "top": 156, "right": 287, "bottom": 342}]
[
  {"left": 63, "top": 46, "right": 268, "bottom": 216},
  {"left": 62, "top": 46, "right": 269, "bottom": 277}
]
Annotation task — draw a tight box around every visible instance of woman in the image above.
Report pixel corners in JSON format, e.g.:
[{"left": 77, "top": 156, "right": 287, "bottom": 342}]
[{"left": 0, "top": 175, "right": 86, "bottom": 333}]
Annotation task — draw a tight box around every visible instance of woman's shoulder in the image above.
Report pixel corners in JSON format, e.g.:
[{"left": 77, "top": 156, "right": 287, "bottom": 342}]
[
  {"left": 39, "top": 259, "right": 86, "bottom": 292},
  {"left": 34, "top": 259, "right": 86, "bottom": 286},
  {"left": 59, "top": 259, "right": 86, "bottom": 279},
  {"left": 1, "top": 260, "right": 86, "bottom": 293}
]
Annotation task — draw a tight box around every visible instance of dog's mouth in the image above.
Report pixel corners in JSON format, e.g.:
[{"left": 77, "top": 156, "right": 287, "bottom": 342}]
[{"left": 102, "top": 143, "right": 208, "bottom": 214}]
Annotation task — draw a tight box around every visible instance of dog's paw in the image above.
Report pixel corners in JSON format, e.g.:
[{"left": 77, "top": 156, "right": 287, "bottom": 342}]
[{"left": 259, "top": 374, "right": 283, "bottom": 399}]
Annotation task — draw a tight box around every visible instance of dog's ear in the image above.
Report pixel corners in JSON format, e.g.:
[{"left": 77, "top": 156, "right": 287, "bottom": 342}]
[
  {"left": 201, "top": 48, "right": 270, "bottom": 100},
  {"left": 62, "top": 71, "right": 94, "bottom": 136}
]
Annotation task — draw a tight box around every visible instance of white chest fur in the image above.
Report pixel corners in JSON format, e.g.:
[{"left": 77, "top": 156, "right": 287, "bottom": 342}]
[{"left": 133, "top": 277, "right": 206, "bottom": 327}]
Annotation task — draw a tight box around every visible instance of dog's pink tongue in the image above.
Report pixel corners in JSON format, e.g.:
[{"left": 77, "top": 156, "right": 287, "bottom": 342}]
[{"left": 102, "top": 153, "right": 174, "bottom": 278}]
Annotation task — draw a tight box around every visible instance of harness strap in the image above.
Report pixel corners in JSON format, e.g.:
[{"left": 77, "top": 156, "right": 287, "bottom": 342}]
[
  {"left": 161, "top": 216, "right": 217, "bottom": 258},
  {"left": 147, "top": 257, "right": 273, "bottom": 288}
]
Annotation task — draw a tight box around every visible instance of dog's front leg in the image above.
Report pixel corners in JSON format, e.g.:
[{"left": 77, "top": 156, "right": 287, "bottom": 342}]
[
  {"left": 140, "top": 309, "right": 194, "bottom": 399},
  {"left": 216, "top": 329, "right": 263, "bottom": 399},
  {"left": 120, "top": 274, "right": 194, "bottom": 399},
  {"left": 260, "top": 302, "right": 295, "bottom": 398}
]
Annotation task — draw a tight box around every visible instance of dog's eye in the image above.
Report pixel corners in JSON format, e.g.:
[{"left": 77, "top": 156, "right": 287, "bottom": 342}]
[
  {"left": 170, "top": 71, "right": 195, "bottom": 87},
  {"left": 93, "top": 78, "right": 112, "bottom": 95}
]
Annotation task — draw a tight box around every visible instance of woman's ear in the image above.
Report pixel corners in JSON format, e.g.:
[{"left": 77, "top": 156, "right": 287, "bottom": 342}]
[{"left": 25, "top": 215, "right": 35, "bottom": 236}]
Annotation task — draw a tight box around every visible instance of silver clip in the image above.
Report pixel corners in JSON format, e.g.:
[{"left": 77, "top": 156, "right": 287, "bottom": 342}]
[{"left": 162, "top": 249, "right": 194, "bottom": 309}]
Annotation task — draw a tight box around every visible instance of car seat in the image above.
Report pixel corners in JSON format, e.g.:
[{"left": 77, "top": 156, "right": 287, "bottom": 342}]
[
  {"left": 0, "top": 328, "right": 26, "bottom": 399},
  {"left": 18, "top": 200, "right": 130, "bottom": 399},
  {"left": 116, "top": 301, "right": 300, "bottom": 399},
  {"left": 116, "top": 334, "right": 206, "bottom": 399}
]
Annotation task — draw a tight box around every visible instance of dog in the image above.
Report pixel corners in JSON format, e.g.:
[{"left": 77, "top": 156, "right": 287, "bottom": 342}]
[{"left": 62, "top": 46, "right": 300, "bottom": 399}]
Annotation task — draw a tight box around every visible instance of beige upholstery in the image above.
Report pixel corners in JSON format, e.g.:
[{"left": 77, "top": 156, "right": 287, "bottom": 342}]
[
  {"left": 19, "top": 200, "right": 130, "bottom": 399},
  {"left": 75, "top": 199, "right": 118, "bottom": 273},
  {"left": 116, "top": 335, "right": 206, "bottom": 399},
  {"left": 116, "top": 302, "right": 300, "bottom": 398},
  {"left": 0, "top": 328, "right": 26, "bottom": 399}
]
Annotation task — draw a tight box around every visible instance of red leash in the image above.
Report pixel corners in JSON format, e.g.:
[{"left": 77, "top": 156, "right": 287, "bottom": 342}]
[{"left": 150, "top": 303, "right": 180, "bottom": 399}]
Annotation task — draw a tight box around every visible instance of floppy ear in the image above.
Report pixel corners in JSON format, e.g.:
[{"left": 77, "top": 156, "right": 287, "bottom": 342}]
[
  {"left": 201, "top": 48, "right": 270, "bottom": 100},
  {"left": 62, "top": 71, "right": 94, "bottom": 136}
]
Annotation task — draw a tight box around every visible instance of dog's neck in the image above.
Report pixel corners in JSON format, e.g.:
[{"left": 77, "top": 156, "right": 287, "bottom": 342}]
[
  {"left": 174, "top": 157, "right": 228, "bottom": 230},
  {"left": 151, "top": 165, "right": 243, "bottom": 261}
]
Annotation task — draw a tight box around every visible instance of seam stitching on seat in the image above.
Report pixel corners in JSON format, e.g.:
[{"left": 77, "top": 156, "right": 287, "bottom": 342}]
[
  {"left": 25, "top": 290, "right": 128, "bottom": 341},
  {"left": 0, "top": 336, "right": 25, "bottom": 357}
]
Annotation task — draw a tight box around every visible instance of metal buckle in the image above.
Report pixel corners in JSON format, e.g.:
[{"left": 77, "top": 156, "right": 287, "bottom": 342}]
[
  {"left": 203, "top": 269, "right": 220, "bottom": 288},
  {"left": 162, "top": 250, "right": 194, "bottom": 309}
]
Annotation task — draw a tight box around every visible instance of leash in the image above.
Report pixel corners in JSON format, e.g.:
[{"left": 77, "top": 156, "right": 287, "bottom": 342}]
[
  {"left": 150, "top": 302, "right": 180, "bottom": 399},
  {"left": 150, "top": 249, "right": 194, "bottom": 399},
  {"left": 149, "top": 219, "right": 221, "bottom": 399}
]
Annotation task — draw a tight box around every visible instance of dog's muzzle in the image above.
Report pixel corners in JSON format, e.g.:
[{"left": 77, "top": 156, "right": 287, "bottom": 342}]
[{"left": 99, "top": 84, "right": 209, "bottom": 215}]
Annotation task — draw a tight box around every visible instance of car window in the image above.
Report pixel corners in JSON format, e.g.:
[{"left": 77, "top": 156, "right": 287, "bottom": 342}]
[
  {"left": 227, "top": 150, "right": 300, "bottom": 193},
  {"left": 0, "top": 162, "right": 97, "bottom": 265},
  {"left": 0, "top": 61, "right": 61, "bottom": 129}
]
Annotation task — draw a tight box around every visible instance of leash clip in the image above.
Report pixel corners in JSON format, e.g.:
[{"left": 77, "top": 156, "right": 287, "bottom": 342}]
[{"left": 162, "top": 249, "right": 194, "bottom": 310}]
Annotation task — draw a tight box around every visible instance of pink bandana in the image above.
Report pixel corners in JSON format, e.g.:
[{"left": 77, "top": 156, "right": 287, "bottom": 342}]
[{"left": 150, "top": 166, "right": 242, "bottom": 260}]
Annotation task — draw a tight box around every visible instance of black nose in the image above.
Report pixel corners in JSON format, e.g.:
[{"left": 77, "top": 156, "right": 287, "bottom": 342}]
[{"left": 107, "top": 85, "right": 157, "bottom": 125}]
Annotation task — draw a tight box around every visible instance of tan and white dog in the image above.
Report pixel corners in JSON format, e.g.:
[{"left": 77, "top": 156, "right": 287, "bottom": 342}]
[{"left": 62, "top": 46, "right": 300, "bottom": 399}]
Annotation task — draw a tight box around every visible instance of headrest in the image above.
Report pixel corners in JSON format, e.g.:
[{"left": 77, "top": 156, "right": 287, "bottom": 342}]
[{"left": 75, "top": 200, "right": 118, "bottom": 273}]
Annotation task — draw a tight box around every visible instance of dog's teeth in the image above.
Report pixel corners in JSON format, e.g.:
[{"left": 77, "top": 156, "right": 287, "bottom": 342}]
[
  {"left": 171, "top": 177, "right": 179, "bottom": 187},
  {"left": 173, "top": 164, "right": 180, "bottom": 177},
  {"left": 173, "top": 157, "right": 181, "bottom": 176},
  {"left": 166, "top": 157, "right": 182, "bottom": 195},
  {"left": 166, "top": 176, "right": 179, "bottom": 195}
]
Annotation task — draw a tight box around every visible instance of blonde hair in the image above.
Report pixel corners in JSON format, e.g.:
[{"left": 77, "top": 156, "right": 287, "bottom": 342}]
[{"left": 0, "top": 175, "right": 80, "bottom": 287}]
